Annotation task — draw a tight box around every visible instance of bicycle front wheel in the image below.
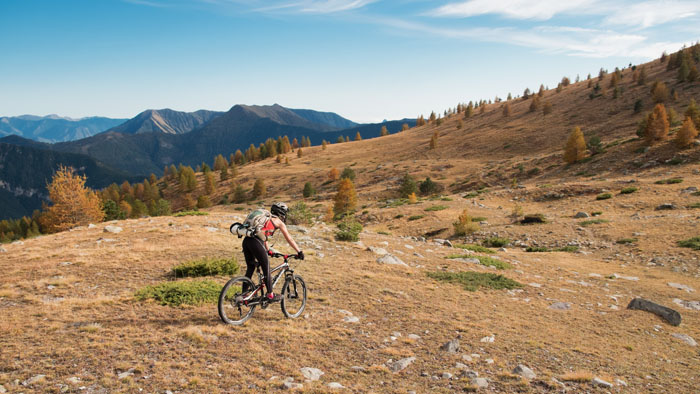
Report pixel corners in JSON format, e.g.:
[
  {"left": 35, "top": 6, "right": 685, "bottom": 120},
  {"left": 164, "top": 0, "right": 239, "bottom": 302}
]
[
  {"left": 281, "top": 274, "right": 307, "bottom": 318},
  {"left": 218, "top": 276, "right": 258, "bottom": 325}
]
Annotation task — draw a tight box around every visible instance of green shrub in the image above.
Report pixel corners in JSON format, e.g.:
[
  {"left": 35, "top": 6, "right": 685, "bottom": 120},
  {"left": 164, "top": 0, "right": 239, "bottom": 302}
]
[
  {"left": 302, "top": 182, "right": 316, "bottom": 198},
  {"left": 335, "top": 217, "right": 363, "bottom": 241},
  {"left": 483, "top": 237, "right": 510, "bottom": 247},
  {"left": 520, "top": 214, "right": 546, "bottom": 224},
  {"left": 454, "top": 244, "right": 495, "bottom": 254},
  {"left": 419, "top": 177, "right": 441, "bottom": 195},
  {"left": 340, "top": 167, "right": 356, "bottom": 181},
  {"left": 463, "top": 192, "right": 478, "bottom": 198},
  {"left": 616, "top": 238, "right": 638, "bottom": 244},
  {"left": 288, "top": 201, "right": 314, "bottom": 225},
  {"left": 655, "top": 178, "right": 683, "bottom": 184},
  {"left": 408, "top": 215, "right": 425, "bottom": 221},
  {"left": 596, "top": 193, "right": 612, "bottom": 200},
  {"left": 471, "top": 216, "right": 487, "bottom": 222},
  {"left": 398, "top": 174, "right": 418, "bottom": 198},
  {"left": 556, "top": 245, "right": 579, "bottom": 252},
  {"left": 173, "top": 211, "right": 209, "bottom": 217},
  {"left": 394, "top": 214, "right": 404, "bottom": 219},
  {"left": 580, "top": 219, "right": 609, "bottom": 226},
  {"left": 473, "top": 256, "right": 512, "bottom": 269},
  {"left": 173, "top": 257, "right": 239, "bottom": 278},
  {"left": 677, "top": 237, "right": 700, "bottom": 250},
  {"left": 427, "top": 271, "right": 522, "bottom": 291},
  {"left": 135, "top": 280, "right": 221, "bottom": 306},
  {"left": 424, "top": 205, "right": 448, "bottom": 212},
  {"left": 526, "top": 246, "right": 550, "bottom": 252},
  {"left": 692, "top": 191, "right": 700, "bottom": 197},
  {"left": 620, "top": 187, "right": 638, "bottom": 194},
  {"left": 377, "top": 231, "right": 391, "bottom": 235}
]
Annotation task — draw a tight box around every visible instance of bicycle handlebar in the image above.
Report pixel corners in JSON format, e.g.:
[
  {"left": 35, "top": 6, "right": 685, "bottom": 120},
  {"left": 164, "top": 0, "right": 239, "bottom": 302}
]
[{"left": 270, "top": 252, "right": 301, "bottom": 260}]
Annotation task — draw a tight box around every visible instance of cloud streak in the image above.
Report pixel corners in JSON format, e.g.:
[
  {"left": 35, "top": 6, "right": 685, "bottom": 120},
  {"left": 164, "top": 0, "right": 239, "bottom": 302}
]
[{"left": 254, "top": 0, "right": 376, "bottom": 14}]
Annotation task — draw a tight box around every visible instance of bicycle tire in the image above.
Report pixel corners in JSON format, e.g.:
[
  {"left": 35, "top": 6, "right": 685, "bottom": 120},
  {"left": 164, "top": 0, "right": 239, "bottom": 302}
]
[
  {"left": 280, "top": 274, "right": 307, "bottom": 319},
  {"left": 218, "top": 276, "right": 257, "bottom": 325}
]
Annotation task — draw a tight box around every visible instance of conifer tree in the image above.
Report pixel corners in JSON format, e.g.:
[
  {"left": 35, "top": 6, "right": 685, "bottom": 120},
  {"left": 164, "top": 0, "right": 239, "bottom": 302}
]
[
  {"left": 345, "top": 136, "right": 350, "bottom": 142},
  {"left": 149, "top": 173, "right": 157, "bottom": 185},
  {"left": 538, "top": 84, "right": 545, "bottom": 97},
  {"left": 651, "top": 81, "right": 669, "bottom": 103},
  {"left": 429, "top": 131, "right": 438, "bottom": 150},
  {"left": 529, "top": 96, "right": 540, "bottom": 112},
  {"left": 252, "top": 179, "right": 266, "bottom": 199},
  {"left": 303, "top": 182, "right": 316, "bottom": 198},
  {"left": 479, "top": 105, "right": 485, "bottom": 114},
  {"left": 564, "top": 127, "right": 586, "bottom": 164},
  {"left": 205, "top": 171, "right": 216, "bottom": 195},
  {"left": 329, "top": 167, "right": 340, "bottom": 181},
  {"left": 285, "top": 157, "right": 290, "bottom": 165},
  {"left": 322, "top": 140, "right": 328, "bottom": 149},
  {"left": 502, "top": 102, "right": 511, "bottom": 117},
  {"left": 333, "top": 178, "right": 357, "bottom": 217},
  {"left": 197, "top": 195, "right": 212, "bottom": 209},
  {"left": 220, "top": 165, "right": 228, "bottom": 181},
  {"left": 214, "top": 154, "right": 228, "bottom": 171},
  {"left": 40, "top": 166, "right": 104, "bottom": 233},
  {"left": 644, "top": 103, "right": 669, "bottom": 145},
  {"left": 688, "top": 65, "right": 699, "bottom": 82},
  {"left": 297, "top": 148, "right": 303, "bottom": 158},
  {"left": 276, "top": 154, "right": 282, "bottom": 163},
  {"left": 183, "top": 194, "right": 196, "bottom": 210},
  {"left": 355, "top": 132, "right": 362, "bottom": 141},
  {"left": 416, "top": 116, "right": 425, "bottom": 127},
  {"left": 292, "top": 138, "right": 299, "bottom": 149},
  {"left": 120, "top": 200, "right": 133, "bottom": 217},
  {"left": 561, "top": 76, "right": 570, "bottom": 86},
  {"left": 637, "top": 66, "right": 646, "bottom": 85},
  {"left": 408, "top": 192, "right": 417, "bottom": 204},
  {"left": 676, "top": 116, "right": 698, "bottom": 148},
  {"left": 685, "top": 99, "right": 700, "bottom": 129},
  {"left": 429, "top": 111, "right": 436, "bottom": 123},
  {"left": 380, "top": 126, "right": 388, "bottom": 136},
  {"left": 229, "top": 153, "right": 236, "bottom": 167},
  {"left": 234, "top": 150, "right": 244, "bottom": 165},
  {"left": 179, "top": 166, "right": 196, "bottom": 192},
  {"left": 337, "top": 136, "right": 345, "bottom": 143},
  {"left": 457, "top": 119, "right": 463, "bottom": 129},
  {"left": 402, "top": 123, "right": 410, "bottom": 131},
  {"left": 232, "top": 184, "right": 247, "bottom": 203}
]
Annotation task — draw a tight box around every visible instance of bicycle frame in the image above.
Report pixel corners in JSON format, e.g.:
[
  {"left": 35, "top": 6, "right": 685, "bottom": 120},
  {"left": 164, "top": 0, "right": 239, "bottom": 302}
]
[{"left": 240, "top": 256, "right": 296, "bottom": 305}]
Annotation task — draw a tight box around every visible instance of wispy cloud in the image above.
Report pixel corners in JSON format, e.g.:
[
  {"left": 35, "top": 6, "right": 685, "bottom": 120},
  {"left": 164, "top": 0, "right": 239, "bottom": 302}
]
[
  {"left": 430, "top": 0, "right": 595, "bottom": 20},
  {"left": 122, "top": 0, "right": 171, "bottom": 7},
  {"left": 254, "top": 0, "right": 376, "bottom": 14},
  {"left": 602, "top": 1, "right": 700, "bottom": 28}
]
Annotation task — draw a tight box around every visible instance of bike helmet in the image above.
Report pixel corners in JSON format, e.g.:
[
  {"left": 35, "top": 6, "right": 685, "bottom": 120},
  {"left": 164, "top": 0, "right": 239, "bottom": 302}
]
[{"left": 271, "top": 202, "right": 289, "bottom": 222}]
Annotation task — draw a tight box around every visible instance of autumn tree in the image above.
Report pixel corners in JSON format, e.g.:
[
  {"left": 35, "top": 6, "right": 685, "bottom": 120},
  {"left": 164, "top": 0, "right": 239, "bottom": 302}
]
[
  {"left": 651, "top": 81, "right": 669, "bottom": 103},
  {"left": 415, "top": 116, "right": 425, "bottom": 127},
  {"left": 685, "top": 99, "right": 700, "bottom": 129},
  {"left": 40, "top": 166, "right": 104, "bottom": 233},
  {"left": 355, "top": 132, "right": 362, "bottom": 141},
  {"left": 543, "top": 101, "right": 553, "bottom": 118},
  {"left": 322, "top": 140, "right": 328, "bottom": 150},
  {"left": 333, "top": 178, "right": 358, "bottom": 217},
  {"left": 205, "top": 171, "right": 216, "bottom": 195},
  {"left": 213, "top": 154, "right": 228, "bottom": 171},
  {"left": 380, "top": 126, "right": 388, "bottom": 136},
  {"left": 644, "top": 104, "right": 669, "bottom": 145},
  {"left": 329, "top": 167, "right": 340, "bottom": 181},
  {"left": 538, "top": 84, "right": 545, "bottom": 97},
  {"left": 197, "top": 195, "right": 212, "bottom": 209},
  {"left": 220, "top": 165, "right": 228, "bottom": 181},
  {"left": 336, "top": 136, "right": 345, "bottom": 143},
  {"left": 676, "top": 116, "right": 698, "bottom": 148},
  {"left": 529, "top": 96, "right": 540, "bottom": 112},
  {"left": 502, "top": 102, "right": 511, "bottom": 117},
  {"left": 297, "top": 148, "right": 303, "bottom": 158},
  {"left": 292, "top": 138, "right": 299, "bottom": 149},
  {"left": 251, "top": 179, "right": 266, "bottom": 199},
  {"left": 429, "top": 131, "right": 438, "bottom": 149},
  {"left": 234, "top": 150, "right": 244, "bottom": 165},
  {"left": 563, "top": 127, "right": 586, "bottom": 164},
  {"left": 179, "top": 166, "right": 197, "bottom": 192}
]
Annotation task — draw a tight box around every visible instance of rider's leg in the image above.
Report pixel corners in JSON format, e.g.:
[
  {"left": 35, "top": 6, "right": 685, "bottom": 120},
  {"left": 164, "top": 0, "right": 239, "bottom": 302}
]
[
  {"left": 249, "top": 237, "right": 277, "bottom": 299},
  {"left": 241, "top": 237, "right": 258, "bottom": 293}
]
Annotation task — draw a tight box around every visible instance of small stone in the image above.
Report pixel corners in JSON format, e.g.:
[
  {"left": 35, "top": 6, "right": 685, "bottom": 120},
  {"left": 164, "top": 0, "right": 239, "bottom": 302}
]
[
  {"left": 327, "top": 382, "right": 345, "bottom": 389},
  {"left": 300, "top": 367, "right": 324, "bottom": 381},
  {"left": 23, "top": 374, "right": 46, "bottom": 386},
  {"left": 441, "top": 338, "right": 460, "bottom": 353},
  {"left": 673, "top": 298, "right": 700, "bottom": 311},
  {"left": 485, "top": 358, "right": 494, "bottom": 364},
  {"left": 377, "top": 254, "right": 407, "bottom": 266},
  {"left": 549, "top": 302, "right": 571, "bottom": 310},
  {"left": 282, "top": 378, "right": 303, "bottom": 390},
  {"left": 408, "top": 334, "right": 421, "bottom": 340},
  {"left": 655, "top": 203, "right": 676, "bottom": 211},
  {"left": 574, "top": 212, "right": 589, "bottom": 218},
  {"left": 498, "top": 247, "right": 507, "bottom": 252},
  {"left": 668, "top": 282, "right": 695, "bottom": 293},
  {"left": 404, "top": 244, "right": 414, "bottom": 250},
  {"left": 205, "top": 226, "right": 218, "bottom": 232},
  {"left": 455, "top": 362, "right": 468, "bottom": 369},
  {"left": 88, "top": 223, "right": 98, "bottom": 229},
  {"left": 460, "top": 370, "right": 479, "bottom": 379},
  {"left": 592, "top": 377, "right": 613, "bottom": 388},
  {"left": 368, "top": 247, "right": 388, "bottom": 256},
  {"left": 671, "top": 333, "right": 697, "bottom": 347},
  {"left": 118, "top": 370, "right": 134, "bottom": 380},
  {"left": 389, "top": 357, "right": 415, "bottom": 372},
  {"left": 612, "top": 273, "right": 638, "bottom": 281},
  {"left": 11, "top": 240, "right": 24, "bottom": 245},
  {"left": 343, "top": 316, "right": 359, "bottom": 323},
  {"left": 472, "top": 377, "right": 488, "bottom": 388},
  {"left": 351, "top": 366, "right": 366, "bottom": 372},
  {"left": 616, "top": 379, "right": 628, "bottom": 387},
  {"left": 513, "top": 365, "right": 536, "bottom": 380},
  {"left": 103, "top": 226, "right": 123, "bottom": 234},
  {"left": 442, "top": 372, "right": 453, "bottom": 379},
  {"left": 462, "top": 354, "right": 473, "bottom": 362},
  {"left": 0, "top": 246, "right": 6, "bottom": 253},
  {"left": 480, "top": 335, "right": 495, "bottom": 343},
  {"left": 59, "top": 261, "right": 73, "bottom": 266},
  {"left": 528, "top": 283, "right": 542, "bottom": 288}
]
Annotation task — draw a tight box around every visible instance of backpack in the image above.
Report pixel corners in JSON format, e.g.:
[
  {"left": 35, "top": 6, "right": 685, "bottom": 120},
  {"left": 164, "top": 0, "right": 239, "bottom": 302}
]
[{"left": 242, "top": 208, "right": 272, "bottom": 240}]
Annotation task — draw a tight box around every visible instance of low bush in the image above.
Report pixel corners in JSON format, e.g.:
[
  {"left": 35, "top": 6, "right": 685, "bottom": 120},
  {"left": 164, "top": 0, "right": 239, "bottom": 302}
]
[
  {"left": 580, "top": 219, "right": 609, "bottom": 226},
  {"left": 135, "top": 280, "right": 221, "bottom": 306},
  {"left": 288, "top": 201, "right": 314, "bottom": 225},
  {"left": 620, "top": 187, "right": 638, "bottom": 194},
  {"left": 483, "top": 237, "right": 510, "bottom": 247},
  {"left": 596, "top": 193, "right": 612, "bottom": 200},
  {"left": 677, "top": 237, "right": 700, "bottom": 250},
  {"left": 453, "top": 209, "right": 479, "bottom": 236},
  {"left": 655, "top": 178, "right": 683, "bottom": 184},
  {"left": 616, "top": 238, "right": 638, "bottom": 244},
  {"left": 527, "top": 246, "right": 579, "bottom": 252},
  {"left": 688, "top": 202, "right": 700, "bottom": 209},
  {"left": 454, "top": 244, "right": 495, "bottom": 254},
  {"left": 427, "top": 271, "right": 522, "bottom": 291},
  {"left": 473, "top": 256, "right": 512, "bottom": 269},
  {"left": 408, "top": 215, "right": 425, "bottom": 221},
  {"left": 335, "top": 217, "right": 363, "bottom": 241},
  {"left": 525, "top": 246, "right": 549, "bottom": 252},
  {"left": 173, "top": 211, "right": 208, "bottom": 217},
  {"left": 173, "top": 257, "right": 239, "bottom": 278},
  {"left": 520, "top": 214, "right": 546, "bottom": 224},
  {"left": 424, "top": 205, "right": 448, "bottom": 212}
]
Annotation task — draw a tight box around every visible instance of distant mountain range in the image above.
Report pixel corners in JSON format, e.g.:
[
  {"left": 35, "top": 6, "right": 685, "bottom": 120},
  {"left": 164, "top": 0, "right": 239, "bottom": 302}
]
[
  {"left": 0, "top": 114, "right": 128, "bottom": 143},
  {"left": 0, "top": 104, "right": 413, "bottom": 219}
]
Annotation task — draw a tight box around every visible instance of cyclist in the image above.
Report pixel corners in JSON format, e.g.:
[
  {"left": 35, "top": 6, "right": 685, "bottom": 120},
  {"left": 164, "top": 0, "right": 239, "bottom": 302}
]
[{"left": 242, "top": 202, "right": 304, "bottom": 302}]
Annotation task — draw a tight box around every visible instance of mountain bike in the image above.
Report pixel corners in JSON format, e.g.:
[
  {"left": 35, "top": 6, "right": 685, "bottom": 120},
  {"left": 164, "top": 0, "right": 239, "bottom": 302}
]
[{"left": 218, "top": 253, "right": 307, "bottom": 325}]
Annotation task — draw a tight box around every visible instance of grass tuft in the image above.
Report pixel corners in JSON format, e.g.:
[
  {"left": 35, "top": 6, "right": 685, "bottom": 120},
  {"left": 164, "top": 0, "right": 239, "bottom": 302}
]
[
  {"left": 173, "top": 211, "right": 209, "bottom": 217},
  {"left": 620, "top": 187, "right": 638, "bottom": 194},
  {"left": 616, "top": 238, "right": 638, "bottom": 244},
  {"left": 454, "top": 244, "right": 495, "bottom": 254},
  {"left": 688, "top": 202, "right": 700, "bottom": 209},
  {"left": 526, "top": 246, "right": 579, "bottom": 252},
  {"left": 677, "top": 237, "right": 700, "bottom": 250},
  {"left": 483, "top": 237, "right": 510, "bottom": 247},
  {"left": 580, "top": 219, "right": 609, "bottom": 226},
  {"left": 427, "top": 271, "right": 521, "bottom": 291},
  {"left": 173, "top": 257, "right": 239, "bottom": 278},
  {"left": 135, "top": 280, "right": 221, "bottom": 306},
  {"left": 424, "top": 205, "right": 448, "bottom": 212},
  {"left": 655, "top": 178, "right": 683, "bottom": 184},
  {"left": 408, "top": 215, "right": 425, "bottom": 221},
  {"left": 596, "top": 193, "right": 612, "bottom": 200},
  {"left": 474, "top": 256, "right": 512, "bottom": 269}
]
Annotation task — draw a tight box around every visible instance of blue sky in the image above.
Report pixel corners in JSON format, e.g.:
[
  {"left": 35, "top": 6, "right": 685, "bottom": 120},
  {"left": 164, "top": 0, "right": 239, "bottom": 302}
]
[{"left": 1, "top": 0, "right": 698, "bottom": 123}]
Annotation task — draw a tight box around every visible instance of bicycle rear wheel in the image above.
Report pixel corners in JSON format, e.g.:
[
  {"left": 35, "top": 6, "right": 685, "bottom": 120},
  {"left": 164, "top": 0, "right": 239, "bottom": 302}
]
[
  {"left": 218, "top": 276, "right": 258, "bottom": 325},
  {"left": 281, "top": 274, "right": 307, "bottom": 318}
]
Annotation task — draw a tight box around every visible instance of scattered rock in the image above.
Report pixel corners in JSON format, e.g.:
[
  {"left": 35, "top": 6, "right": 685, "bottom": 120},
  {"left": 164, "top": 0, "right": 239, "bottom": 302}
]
[
  {"left": 574, "top": 212, "right": 589, "bottom": 218},
  {"left": 59, "top": 261, "right": 72, "bottom": 266},
  {"left": 673, "top": 298, "right": 700, "bottom": 311},
  {"left": 433, "top": 239, "right": 453, "bottom": 247},
  {"left": 462, "top": 354, "right": 473, "bottom": 362},
  {"left": 592, "top": 377, "right": 613, "bottom": 388},
  {"left": 668, "top": 282, "right": 695, "bottom": 293},
  {"left": 404, "top": 244, "right": 414, "bottom": 250},
  {"left": 549, "top": 302, "right": 571, "bottom": 310},
  {"left": 612, "top": 273, "right": 638, "bottom": 281},
  {"left": 287, "top": 225, "right": 309, "bottom": 233},
  {"left": 671, "top": 333, "right": 697, "bottom": 347},
  {"left": 327, "top": 382, "right": 345, "bottom": 389},
  {"left": 480, "top": 335, "right": 495, "bottom": 343},
  {"left": 455, "top": 257, "right": 481, "bottom": 264},
  {"left": 367, "top": 247, "right": 388, "bottom": 256},
  {"left": 282, "top": 378, "right": 303, "bottom": 390},
  {"left": 485, "top": 358, "right": 494, "bottom": 364},
  {"left": 441, "top": 338, "right": 460, "bottom": 353},
  {"left": 117, "top": 369, "right": 134, "bottom": 380},
  {"left": 388, "top": 357, "right": 415, "bottom": 373},
  {"left": 23, "top": 374, "right": 46, "bottom": 386},
  {"left": 616, "top": 379, "right": 627, "bottom": 387},
  {"left": 655, "top": 203, "right": 676, "bottom": 211},
  {"left": 351, "top": 366, "right": 366, "bottom": 373},
  {"left": 377, "top": 254, "right": 408, "bottom": 266},
  {"left": 460, "top": 370, "right": 479, "bottom": 379},
  {"left": 472, "top": 377, "right": 488, "bottom": 388},
  {"left": 408, "top": 334, "right": 421, "bottom": 340},
  {"left": 442, "top": 372, "right": 453, "bottom": 379},
  {"left": 513, "top": 365, "right": 536, "bottom": 380},
  {"left": 681, "top": 187, "right": 698, "bottom": 194},
  {"left": 528, "top": 283, "right": 542, "bottom": 288},
  {"left": 627, "top": 298, "right": 681, "bottom": 326},
  {"left": 103, "top": 226, "right": 123, "bottom": 234},
  {"left": 11, "top": 240, "right": 24, "bottom": 245},
  {"left": 343, "top": 316, "right": 359, "bottom": 323},
  {"left": 300, "top": 367, "right": 324, "bottom": 381},
  {"left": 88, "top": 223, "right": 98, "bottom": 229}
]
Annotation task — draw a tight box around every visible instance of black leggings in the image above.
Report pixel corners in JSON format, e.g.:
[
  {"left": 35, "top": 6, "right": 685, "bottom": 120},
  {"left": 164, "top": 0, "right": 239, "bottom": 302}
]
[{"left": 242, "top": 236, "right": 272, "bottom": 294}]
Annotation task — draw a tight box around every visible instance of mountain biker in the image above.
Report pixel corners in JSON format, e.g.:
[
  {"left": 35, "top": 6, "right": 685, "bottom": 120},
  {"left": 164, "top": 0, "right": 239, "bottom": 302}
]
[{"left": 242, "top": 202, "right": 304, "bottom": 302}]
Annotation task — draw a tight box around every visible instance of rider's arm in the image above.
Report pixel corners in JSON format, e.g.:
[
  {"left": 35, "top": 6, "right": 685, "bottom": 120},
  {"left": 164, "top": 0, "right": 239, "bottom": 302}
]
[{"left": 274, "top": 218, "right": 301, "bottom": 254}]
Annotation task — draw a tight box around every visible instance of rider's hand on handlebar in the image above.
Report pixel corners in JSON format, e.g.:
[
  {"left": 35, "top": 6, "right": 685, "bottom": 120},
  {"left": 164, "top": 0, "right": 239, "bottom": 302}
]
[{"left": 297, "top": 250, "right": 304, "bottom": 260}]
